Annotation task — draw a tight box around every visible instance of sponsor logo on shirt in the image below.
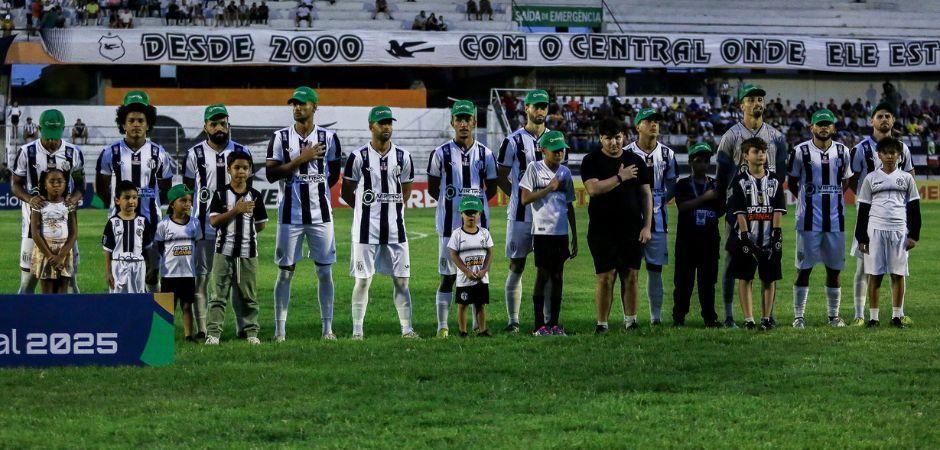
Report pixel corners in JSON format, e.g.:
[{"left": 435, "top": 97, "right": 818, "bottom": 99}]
[{"left": 171, "top": 245, "right": 193, "bottom": 256}]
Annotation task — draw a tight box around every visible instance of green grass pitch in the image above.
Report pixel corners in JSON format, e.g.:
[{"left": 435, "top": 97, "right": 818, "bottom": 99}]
[{"left": 1, "top": 204, "right": 938, "bottom": 448}]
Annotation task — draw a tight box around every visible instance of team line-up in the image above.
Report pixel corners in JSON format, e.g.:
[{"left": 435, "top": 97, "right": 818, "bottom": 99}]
[{"left": 10, "top": 86, "right": 922, "bottom": 343}]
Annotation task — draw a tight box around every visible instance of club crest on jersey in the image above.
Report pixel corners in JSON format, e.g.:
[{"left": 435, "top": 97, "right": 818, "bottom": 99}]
[
  {"left": 61, "top": 161, "right": 71, "bottom": 172},
  {"left": 361, "top": 189, "right": 376, "bottom": 205},
  {"left": 136, "top": 227, "right": 143, "bottom": 237},
  {"left": 896, "top": 178, "right": 905, "bottom": 187},
  {"left": 148, "top": 159, "right": 158, "bottom": 170}
]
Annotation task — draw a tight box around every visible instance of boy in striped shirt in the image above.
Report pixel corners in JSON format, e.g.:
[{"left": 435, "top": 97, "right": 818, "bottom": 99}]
[
  {"left": 102, "top": 180, "right": 156, "bottom": 294},
  {"left": 205, "top": 152, "right": 268, "bottom": 345}
]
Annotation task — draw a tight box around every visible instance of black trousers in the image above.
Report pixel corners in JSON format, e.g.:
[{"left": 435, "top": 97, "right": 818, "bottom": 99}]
[{"left": 672, "top": 235, "right": 719, "bottom": 324}]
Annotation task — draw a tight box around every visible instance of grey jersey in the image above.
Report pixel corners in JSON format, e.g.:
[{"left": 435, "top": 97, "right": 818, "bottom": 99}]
[{"left": 716, "top": 121, "right": 789, "bottom": 188}]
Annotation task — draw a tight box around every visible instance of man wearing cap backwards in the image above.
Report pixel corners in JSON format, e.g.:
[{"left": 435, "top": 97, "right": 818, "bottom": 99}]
[
  {"left": 847, "top": 102, "right": 916, "bottom": 326},
  {"left": 624, "top": 107, "right": 678, "bottom": 326},
  {"left": 496, "top": 89, "right": 557, "bottom": 333},
  {"left": 715, "top": 83, "right": 789, "bottom": 328},
  {"left": 265, "top": 87, "right": 343, "bottom": 342},
  {"left": 183, "top": 103, "right": 253, "bottom": 341},
  {"left": 342, "top": 106, "right": 419, "bottom": 339},
  {"left": 427, "top": 100, "right": 498, "bottom": 338},
  {"left": 95, "top": 90, "right": 173, "bottom": 293},
  {"left": 11, "top": 109, "right": 85, "bottom": 294},
  {"left": 786, "top": 109, "right": 853, "bottom": 329}
]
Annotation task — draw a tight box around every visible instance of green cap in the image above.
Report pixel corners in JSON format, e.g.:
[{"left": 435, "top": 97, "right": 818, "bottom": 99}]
[
  {"left": 288, "top": 86, "right": 318, "bottom": 105},
  {"left": 738, "top": 83, "right": 766, "bottom": 101},
  {"left": 688, "top": 142, "right": 713, "bottom": 159},
  {"left": 633, "top": 108, "right": 663, "bottom": 126},
  {"left": 166, "top": 184, "right": 194, "bottom": 205},
  {"left": 537, "top": 130, "right": 569, "bottom": 152},
  {"left": 459, "top": 195, "right": 484, "bottom": 213},
  {"left": 871, "top": 102, "right": 895, "bottom": 118},
  {"left": 368, "top": 106, "right": 396, "bottom": 124},
  {"left": 123, "top": 90, "right": 151, "bottom": 106},
  {"left": 812, "top": 108, "right": 836, "bottom": 125},
  {"left": 524, "top": 89, "right": 550, "bottom": 106},
  {"left": 451, "top": 100, "right": 477, "bottom": 117},
  {"left": 204, "top": 103, "right": 229, "bottom": 122},
  {"left": 38, "top": 109, "right": 65, "bottom": 140}
]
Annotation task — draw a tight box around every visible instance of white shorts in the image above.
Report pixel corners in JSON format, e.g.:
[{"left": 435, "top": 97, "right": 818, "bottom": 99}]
[
  {"left": 350, "top": 242, "right": 410, "bottom": 278},
  {"left": 505, "top": 220, "right": 533, "bottom": 259},
  {"left": 194, "top": 238, "right": 216, "bottom": 276},
  {"left": 275, "top": 223, "right": 337, "bottom": 267},
  {"left": 795, "top": 231, "right": 845, "bottom": 270},
  {"left": 643, "top": 231, "right": 669, "bottom": 266},
  {"left": 864, "top": 229, "right": 909, "bottom": 276},
  {"left": 21, "top": 238, "right": 80, "bottom": 271},
  {"left": 438, "top": 236, "right": 456, "bottom": 275},
  {"left": 111, "top": 260, "right": 147, "bottom": 293}
]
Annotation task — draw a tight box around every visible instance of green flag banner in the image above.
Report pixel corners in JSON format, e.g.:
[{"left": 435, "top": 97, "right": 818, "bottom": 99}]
[{"left": 512, "top": 5, "right": 603, "bottom": 28}]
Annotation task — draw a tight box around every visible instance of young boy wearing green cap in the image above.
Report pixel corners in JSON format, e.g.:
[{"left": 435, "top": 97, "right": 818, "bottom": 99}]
[
  {"left": 428, "top": 99, "right": 498, "bottom": 338},
  {"left": 11, "top": 108, "right": 86, "bottom": 295},
  {"left": 447, "top": 196, "right": 494, "bottom": 337},
  {"left": 155, "top": 184, "right": 203, "bottom": 341},
  {"left": 519, "top": 130, "right": 578, "bottom": 336},
  {"left": 184, "top": 103, "right": 253, "bottom": 340},
  {"left": 672, "top": 142, "right": 724, "bottom": 327},
  {"left": 787, "top": 108, "right": 853, "bottom": 329}
]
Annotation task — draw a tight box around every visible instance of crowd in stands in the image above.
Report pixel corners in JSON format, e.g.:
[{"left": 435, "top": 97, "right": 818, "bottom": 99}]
[
  {"left": 465, "top": 0, "right": 492, "bottom": 20},
  {"left": 411, "top": 9, "right": 445, "bottom": 30},
  {"left": 501, "top": 81, "right": 940, "bottom": 156}
]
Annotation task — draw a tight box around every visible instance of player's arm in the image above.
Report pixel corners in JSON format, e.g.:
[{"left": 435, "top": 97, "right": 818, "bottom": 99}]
[
  {"left": 402, "top": 182, "right": 413, "bottom": 205},
  {"left": 67, "top": 169, "right": 85, "bottom": 207},
  {"left": 495, "top": 138, "right": 514, "bottom": 196},
  {"left": 341, "top": 178, "right": 357, "bottom": 207},
  {"left": 496, "top": 166, "right": 513, "bottom": 196},
  {"left": 428, "top": 175, "right": 441, "bottom": 201},
  {"left": 158, "top": 178, "right": 172, "bottom": 204},
  {"left": 11, "top": 174, "right": 45, "bottom": 209},
  {"left": 847, "top": 173, "right": 860, "bottom": 193},
  {"left": 328, "top": 134, "right": 343, "bottom": 188},
  {"left": 715, "top": 133, "right": 735, "bottom": 193},
  {"left": 95, "top": 151, "right": 112, "bottom": 208},
  {"left": 485, "top": 178, "right": 498, "bottom": 200},
  {"left": 855, "top": 202, "right": 871, "bottom": 251},
  {"left": 265, "top": 141, "right": 325, "bottom": 182},
  {"left": 663, "top": 157, "right": 678, "bottom": 202},
  {"left": 774, "top": 136, "right": 789, "bottom": 185},
  {"left": 484, "top": 153, "right": 499, "bottom": 200},
  {"left": 640, "top": 183, "right": 653, "bottom": 240}
]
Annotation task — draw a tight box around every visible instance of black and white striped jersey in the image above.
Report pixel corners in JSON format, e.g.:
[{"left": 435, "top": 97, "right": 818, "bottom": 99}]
[
  {"left": 624, "top": 141, "right": 678, "bottom": 233},
  {"left": 497, "top": 127, "right": 544, "bottom": 223},
  {"left": 266, "top": 125, "right": 342, "bottom": 225},
  {"left": 787, "top": 139, "right": 853, "bottom": 232},
  {"left": 427, "top": 139, "right": 497, "bottom": 237},
  {"left": 97, "top": 139, "right": 173, "bottom": 225},
  {"left": 101, "top": 215, "right": 155, "bottom": 262},
  {"left": 729, "top": 168, "right": 787, "bottom": 248},
  {"left": 209, "top": 186, "right": 268, "bottom": 258},
  {"left": 13, "top": 139, "right": 85, "bottom": 238},
  {"left": 344, "top": 143, "right": 414, "bottom": 245},
  {"left": 184, "top": 140, "right": 252, "bottom": 238},
  {"left": 850, "top": 135, "right": 914, "bottom": 188}
]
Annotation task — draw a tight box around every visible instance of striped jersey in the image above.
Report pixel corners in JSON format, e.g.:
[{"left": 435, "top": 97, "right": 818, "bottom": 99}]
[
  {"left": 856, "top": 168, "right": 919, "bottom": 232},
  {"left": 101, "top": 215, "right": 155, "bottom": 262},
  {"left": 497, "top": 127, "right": 545, "bottom": 223},
  {"left": 427, "top": 139, "right": 497, "bottom": 237},
  {"left": 729, "top": 169, "right": 787, "bottom": 248},
  {"left": 787, "top": 139, "right": 853, "bottom": 232},
  {"left": 624, "top": 141, "right": 678, "bottom": 233},
  {"left": 23, "top": 121, "right": 37, "bottom": 137},
  {"left": 97, "top": 139, "right": 173, "bottom": 225},
  {"left": 12, "top": 139, "right": 85, "bottom": 237},
  {"left": 266, "top": 125, "right": 342, "bottom": 225},
  {"left": 344, "top": 142, "right": 414, "bottom": 245},
  {"left": 209, "top": 186, "right": 268, "bottom": 258},
  {"left": 155, "top": 216, "right": 203, "bottom": 278},
  {"left": 850, "top": 135, "right": 914, "bottom": 187},
  {"left": 184, "top": 139, "right": 252, "bottom": 238}
]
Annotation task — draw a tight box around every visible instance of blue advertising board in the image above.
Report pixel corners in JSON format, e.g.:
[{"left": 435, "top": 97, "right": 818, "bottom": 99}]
[{"left": 0, "top": 294, "right": 175, "bottom": 367}]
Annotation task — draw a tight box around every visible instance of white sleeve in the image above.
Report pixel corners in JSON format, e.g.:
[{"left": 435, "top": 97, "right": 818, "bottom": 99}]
[
  {"left": 183, "top": 149, "right": 197, "bottom": 179},
  {"left": 857, "top": 177, "right": 873, "bottom": 204},
  {"left": 787, "top": 146, "right": 802, "bottom": 178},
  {"left": 427, "top": 149, "right": 442, "bottom": 178},
  {"left": 12, "top": 146, "right": 26, "bottom": 177},
  {"left": 158, "top": 148, "right": 173, "bottom": 180},
  {"left": 518, "top": 163, "right": 536, "bottom": 191},
  {"left": 907, "top": 174, "right": 920, "bottom": 202},
  {"left": 485, "top": 149, "right": 498, "bottom": 180},
  {"left": 343, "top": 152, "right": 361, "bottom": 181},
  {"left": 447, "top": 232, "right": 459, "bottom": 251},
  {"left": 98, "top": 147, "right": 113, "bottom": 175},
  {"left": 400, "top": 152, "right": 414, "bottom": 184}
]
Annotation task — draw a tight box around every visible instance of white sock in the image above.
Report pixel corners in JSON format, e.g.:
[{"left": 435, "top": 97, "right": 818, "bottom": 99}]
[
  {"left": 18, "top": 271, "right": 37, "bottom": 294},
  {"left": 351, "top": 277, "right": 372, "bottom": 335},
  {"left": 870, "top": 308, "right": 879, "bottom": 321},
  {"left": 624, "top": 315, "right": 637, "bottom": 326},
  {"left": 316, "top": 265, "right": 334, "bottom": 335},
  {"left": 647, "top": 271, "right": 664, "bottom": 321},
  {"left": 436, "top": 290, "right": 452, "bottom": 330},
  {"left": 393, "top": 277, "right": 413, "bottom": 334},
  {"left": 505, "top": 271, "right": 523, "bottom": 324},
  {"left": 273, "top": 269, "right": 294, "bottom": 337},
  {"left": 853, "top": 259, "right": 867, "bottom": 319},
  {"left": 892, "top": 307, "right": 902, "bottom": 319},
  {"left": 793, "top": 286, "right": 809, "bottom": 318},
  {"left": 597, "top": 321, "right": 608, "bottom": 327},
  {"left": 899, "top": 291, "right": 905, "bottom": 317},
  {"left": 826, "top": 287, "right": 841, "bottom": 318},
  {"left": 745, "top": 316, "right": 754, "bottom": 323}
]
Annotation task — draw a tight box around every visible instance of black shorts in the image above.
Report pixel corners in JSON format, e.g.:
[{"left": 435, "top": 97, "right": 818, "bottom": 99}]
[
  {"left": 533, "top": 235, "right": 570, "bottom": 271},
  {"left": 588, "top": 229, "right": 642, "bottom": 274},
  {"left": 11, "top": 115, "right": 19, "bottom": 126},
  {"left": 455, "top": 283, "right": 489, "bottom": 306},
  {"left": 729, "top": 249, "right": 781, "bottom": 283},
  {"left": 161, "top": 277, "right": 195, "bottom": 304}
]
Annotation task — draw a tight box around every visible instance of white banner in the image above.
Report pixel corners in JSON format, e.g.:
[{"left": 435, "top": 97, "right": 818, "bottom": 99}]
[{"left": 38, "top": 29, "right": 940, "bottom": 72}]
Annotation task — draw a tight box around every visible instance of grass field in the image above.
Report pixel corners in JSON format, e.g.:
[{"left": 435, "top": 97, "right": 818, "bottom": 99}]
[{"left": 1, "top": 204, "right": 939, "bottom": 448}]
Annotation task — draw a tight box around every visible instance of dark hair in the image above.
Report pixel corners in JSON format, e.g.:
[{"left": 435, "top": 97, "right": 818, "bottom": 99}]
[
  {"left": 740, "top": 137, "right": 767, "bottom": 154},
  {"left": 876, "top": 137, "right": 903, "bottom": 154},
  {"left": 37, "top": 168, "right": 67, "bottom": 199},
  {"left": 115, "top": 103, "right": 157, "bottom": 134},
  {"left": 226, "top": 151, "right": 253, "bottom": 168},
  {"left": 115, "top": 180, "right": 139, "bottom": 199},
  {"left": 598, "top": 118, "right": 623, "bottom": 138}
]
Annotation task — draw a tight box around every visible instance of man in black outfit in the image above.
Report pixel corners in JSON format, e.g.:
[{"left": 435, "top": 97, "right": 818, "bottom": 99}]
[
  {"left": 582, "top": 118, "right": 653, "bottom": 334},
  {"left": 672, "top": 142, "right": 724, "bottom": 327}
]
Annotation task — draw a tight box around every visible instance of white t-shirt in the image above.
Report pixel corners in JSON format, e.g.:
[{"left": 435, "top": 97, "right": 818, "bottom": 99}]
[
  {"left": 518, "top": 160, "right": 575, "bottom": 236},
  {"left": 606, "top": 81, "right": 618, "bottom": 97},
  {"left": 38, "top": 202, "right": 71, "bottom": 241},
  {"left": 447, "top": 226, "right": 493, "bottom": 287},
  {"left": 154, "top": 216, "right": 203, "bottom": 278},
  {"left": 857, "top": 168, "right": 919, "bottom": 232}
]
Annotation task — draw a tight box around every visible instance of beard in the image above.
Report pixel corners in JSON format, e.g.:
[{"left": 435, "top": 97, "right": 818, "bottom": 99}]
[
  {"left": 812, "top": 131, "right": 831, "bottom": 141},
  {"left": 750, "top": 108, "right": 763, "bottom": 118},
  {"left": 209, "top": 131, "right": 229, "bottom": 146}
]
